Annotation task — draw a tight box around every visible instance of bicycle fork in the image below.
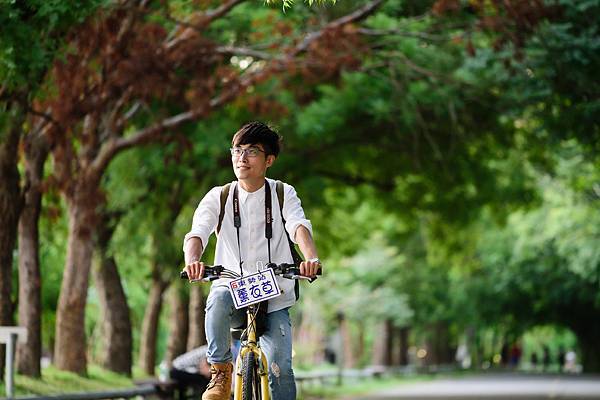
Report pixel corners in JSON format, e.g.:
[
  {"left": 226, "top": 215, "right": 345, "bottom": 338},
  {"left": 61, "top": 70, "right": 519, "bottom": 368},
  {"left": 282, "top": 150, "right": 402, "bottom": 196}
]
[
  {"left": 235, "top": 345, "right": 270, "bottom": 399},
  {"left": 234, "top": 309, "right": 270, "bottom": 400}
]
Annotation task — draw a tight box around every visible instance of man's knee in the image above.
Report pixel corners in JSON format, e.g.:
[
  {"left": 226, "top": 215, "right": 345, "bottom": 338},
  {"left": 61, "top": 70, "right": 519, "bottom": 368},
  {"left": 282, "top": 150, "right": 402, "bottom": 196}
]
[{"left": 206, "top": 287, "right": 233, "bottom": 313}]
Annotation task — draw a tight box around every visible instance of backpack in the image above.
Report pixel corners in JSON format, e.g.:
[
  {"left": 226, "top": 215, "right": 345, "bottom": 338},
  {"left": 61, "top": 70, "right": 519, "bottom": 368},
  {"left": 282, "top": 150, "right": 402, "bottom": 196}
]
[{"left": 216, "top": 181, "right": 303, "bottom": 301}]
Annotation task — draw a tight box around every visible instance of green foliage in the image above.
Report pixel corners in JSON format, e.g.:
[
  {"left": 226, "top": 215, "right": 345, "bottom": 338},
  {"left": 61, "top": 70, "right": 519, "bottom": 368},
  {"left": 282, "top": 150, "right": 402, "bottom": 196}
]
[
  {"left": 475, "top": 0, "right": 600, "bottom": 148},
  {"left": 459, "top": 142, "right": 600, "bottom": 371},
  {"left": 0, "top": 0, "right": 105, "bottom": 91},
  {"left": 521, "top": 325, "right": 577, "bottom": 366}
]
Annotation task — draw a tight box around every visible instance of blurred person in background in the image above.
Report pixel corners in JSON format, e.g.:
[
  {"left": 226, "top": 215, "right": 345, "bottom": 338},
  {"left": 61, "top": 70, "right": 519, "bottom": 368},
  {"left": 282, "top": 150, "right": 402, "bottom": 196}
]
[
  {"left": 170, "top": 343, "right": 241, "bottom": 395},
  {"left": 565, "top": 350, "right": 577, "bottom": 373},
  {"left": 530, "top": 351, "right": 539, "bottom": 371},
  {"left": 558, "top": 346, "right": 566, "bottom": 372},
  {"left": 169, "top": 345, "right": 211, "bottom": 396},
  {"left": 510, "top": 342, "right": 522, "bottom": 369},
  {"left": 542, "top": 345, "right": 551, "bottom": 372}
]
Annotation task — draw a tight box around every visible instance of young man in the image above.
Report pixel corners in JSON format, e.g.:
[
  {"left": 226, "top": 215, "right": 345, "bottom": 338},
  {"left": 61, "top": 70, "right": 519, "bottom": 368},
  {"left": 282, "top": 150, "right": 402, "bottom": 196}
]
[{"left": 182, "top": 121, "right": 321, "bottom": 400}]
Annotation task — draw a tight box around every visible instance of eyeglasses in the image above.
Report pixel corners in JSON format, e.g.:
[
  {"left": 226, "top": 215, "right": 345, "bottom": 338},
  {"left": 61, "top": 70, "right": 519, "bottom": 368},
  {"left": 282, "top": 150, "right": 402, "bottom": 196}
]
[{"left": 230, "top": 146, "right": 265, "bottom": 158}]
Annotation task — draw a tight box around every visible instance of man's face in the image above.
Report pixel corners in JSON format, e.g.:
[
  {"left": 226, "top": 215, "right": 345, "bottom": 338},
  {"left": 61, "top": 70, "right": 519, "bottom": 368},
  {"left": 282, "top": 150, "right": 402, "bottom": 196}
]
[{"left": 231, "top": 143, "right": 275, "bottom": 181}]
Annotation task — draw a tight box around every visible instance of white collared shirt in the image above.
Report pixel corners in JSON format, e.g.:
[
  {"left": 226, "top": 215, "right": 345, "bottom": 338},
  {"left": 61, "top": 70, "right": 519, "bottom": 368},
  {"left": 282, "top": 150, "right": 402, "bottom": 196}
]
[{"left": 183, "top": 178, "right": 313, "bottom": 312}]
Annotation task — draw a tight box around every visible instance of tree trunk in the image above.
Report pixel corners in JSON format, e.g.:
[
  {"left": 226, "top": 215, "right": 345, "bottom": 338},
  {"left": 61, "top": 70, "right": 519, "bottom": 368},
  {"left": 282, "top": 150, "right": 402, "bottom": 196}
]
[
  {"left": 187, "top": 285, "right": 206, "bottom": 349},
  {"left": 92, "top": 255, "right": 133, "bottom": 375},
  {"left": 340, "top": 316, "right": 355, "bottom": 368},
  {"left": 371, "top": 319, "right": 393, "bottom": 366},
  {"left": 165, "top": 284, "right": 188, "bottom": 365},
  {"left": 399, "top": 327, "right": 410, "bottom": 365},
  {"left": 0, "top": 107, "right": 24, "bottom": 378},
  {"left": 575, "top": 322, "right": 600, "bottom": 373},
  {"left": 17, "top": 129, "right": 49, "bottom": 377},
  {"left": 139, "top": 276, "right": 169, "bottom": 375},
  {"left": 430, "top": 321, "right": 452, "bottom": 365},
  {"left": 391, "top": 326, "right": 401, "bottom": 366},
  {"left": 356, "top": 323, "right": 365, "bottom": 365},
  {"left": 580, "top": 337, "right": 600, "bottom": 373},
  {"left": 92, "top": 210, "right": 132, "bottom": 376},
  {"left": 54, "top": 186, "right": 99, "bottom": 374}
]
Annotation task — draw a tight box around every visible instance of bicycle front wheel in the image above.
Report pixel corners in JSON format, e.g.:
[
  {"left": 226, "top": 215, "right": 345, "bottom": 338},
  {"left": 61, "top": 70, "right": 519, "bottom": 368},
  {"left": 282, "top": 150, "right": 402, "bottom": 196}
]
[{"left": 242, "top": 351, "right": 262, "bottom": 400}]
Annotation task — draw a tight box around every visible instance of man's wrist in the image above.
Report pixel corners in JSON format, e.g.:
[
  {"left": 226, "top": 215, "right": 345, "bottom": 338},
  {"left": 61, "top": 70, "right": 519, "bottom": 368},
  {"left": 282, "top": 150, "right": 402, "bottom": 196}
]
[
  {"left": 185, "top": 254, "right": 200, "bottom": 265},
  {"left": 307, "top": 257, "right": 321, "bottom": 265}
]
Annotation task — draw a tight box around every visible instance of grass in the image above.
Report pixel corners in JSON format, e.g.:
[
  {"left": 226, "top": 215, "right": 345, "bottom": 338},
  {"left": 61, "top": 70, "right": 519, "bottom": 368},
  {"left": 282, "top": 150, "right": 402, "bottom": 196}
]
[{"left": 0, "top": 364, "right": 144, "bottom": 397}]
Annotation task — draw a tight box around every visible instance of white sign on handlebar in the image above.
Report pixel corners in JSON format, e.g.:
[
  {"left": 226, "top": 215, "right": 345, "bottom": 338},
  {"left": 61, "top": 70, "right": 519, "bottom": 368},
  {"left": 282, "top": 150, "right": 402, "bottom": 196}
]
[{"left": 228, "top": 267, "right": 281, "bottom": 309}]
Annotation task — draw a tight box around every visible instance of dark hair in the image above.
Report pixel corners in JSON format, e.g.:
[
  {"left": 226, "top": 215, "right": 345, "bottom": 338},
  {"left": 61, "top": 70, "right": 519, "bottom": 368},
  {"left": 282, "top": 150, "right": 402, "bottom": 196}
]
[{"left": 232, "top": 121, "right": 281, "bottom": 157}]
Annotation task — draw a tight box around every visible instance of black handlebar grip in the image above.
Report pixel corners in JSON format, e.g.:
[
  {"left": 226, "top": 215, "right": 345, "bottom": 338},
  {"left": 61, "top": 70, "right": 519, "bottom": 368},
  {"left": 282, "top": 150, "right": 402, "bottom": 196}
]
[{"left": 180, "top": 271, "right": 189, "bottom": 280}]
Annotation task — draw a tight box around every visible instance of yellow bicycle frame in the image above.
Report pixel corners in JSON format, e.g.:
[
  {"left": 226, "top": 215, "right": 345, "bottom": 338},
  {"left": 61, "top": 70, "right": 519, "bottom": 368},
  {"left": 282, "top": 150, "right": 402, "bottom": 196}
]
[{"left": 234, "top": 306, "right": 270, "bottom": 400}]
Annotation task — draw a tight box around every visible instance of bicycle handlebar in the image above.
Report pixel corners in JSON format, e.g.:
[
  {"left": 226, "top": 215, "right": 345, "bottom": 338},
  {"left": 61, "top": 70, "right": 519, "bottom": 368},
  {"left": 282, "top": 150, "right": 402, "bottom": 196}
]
[{"left": 180, "top": 263, "right": 321, "bottom": 282}]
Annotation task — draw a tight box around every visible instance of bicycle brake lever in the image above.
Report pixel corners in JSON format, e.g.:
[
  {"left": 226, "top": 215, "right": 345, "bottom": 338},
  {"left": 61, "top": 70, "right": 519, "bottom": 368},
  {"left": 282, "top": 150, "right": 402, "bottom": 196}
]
[{"left": 295, "top": 275, "right": 313, "bottom": 281}]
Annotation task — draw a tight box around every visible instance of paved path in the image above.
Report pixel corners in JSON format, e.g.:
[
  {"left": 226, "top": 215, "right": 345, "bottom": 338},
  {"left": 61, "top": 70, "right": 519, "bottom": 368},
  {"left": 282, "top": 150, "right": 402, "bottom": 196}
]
[{"left": 345, "top": 373, "right": 600, "bottom": 400}]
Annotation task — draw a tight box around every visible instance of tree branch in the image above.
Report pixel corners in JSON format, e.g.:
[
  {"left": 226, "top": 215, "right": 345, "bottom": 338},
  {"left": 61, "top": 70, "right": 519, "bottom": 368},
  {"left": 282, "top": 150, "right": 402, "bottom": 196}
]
[
  {"left": 106, "top": 87, "right": 134, "bottom": 137},
  {"left": 164, "top": 0, "right": 247, "bottom": 48},
  {"left": 91, "top": 110, "right": 196, "bottom": 175},
  {"left": 93, "top": 0, "right": 385, "bottom": 172},
  {"left": 292, "top": 0, "right": 385, "bottom": 56},
  {"left": 204, "top": 0, "right": 247, "bottom": 24},
  {"left": 225, "top": 0, "right": 388, "bottom": 100},
  {"left": 122, "top": 101, "right": 142, "bottom": 123},
  {"left": 27, "top": 107, "right": 61, "bottom": 129},
  {"left": 215, "top": 45, "right": 273, "bottom": 60}
]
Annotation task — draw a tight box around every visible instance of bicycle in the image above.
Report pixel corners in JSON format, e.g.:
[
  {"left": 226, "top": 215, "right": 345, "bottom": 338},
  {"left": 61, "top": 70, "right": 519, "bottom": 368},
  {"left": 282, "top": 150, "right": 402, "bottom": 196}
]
[{"left": 181, "top": 262, "right": 320, "bottom": 400}]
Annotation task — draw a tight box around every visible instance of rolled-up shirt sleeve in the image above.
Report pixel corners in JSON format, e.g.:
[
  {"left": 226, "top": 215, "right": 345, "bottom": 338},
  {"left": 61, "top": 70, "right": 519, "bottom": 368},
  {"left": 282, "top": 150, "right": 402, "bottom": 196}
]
[
  {"left": 183, "top": 187, "right": 221, "bottom": 253},
  {"left": 282, "top": 183, "right": 313, "bottom": 243}
]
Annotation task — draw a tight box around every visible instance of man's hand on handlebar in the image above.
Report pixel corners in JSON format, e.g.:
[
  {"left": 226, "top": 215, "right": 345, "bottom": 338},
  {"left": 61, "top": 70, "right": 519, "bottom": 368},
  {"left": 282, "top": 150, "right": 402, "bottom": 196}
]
[
  {"left": 183, "top": 260, "right": 205, "bottom": 282},
  {"left": 300, "top": 259, "right": 321, "bottom": 279}
]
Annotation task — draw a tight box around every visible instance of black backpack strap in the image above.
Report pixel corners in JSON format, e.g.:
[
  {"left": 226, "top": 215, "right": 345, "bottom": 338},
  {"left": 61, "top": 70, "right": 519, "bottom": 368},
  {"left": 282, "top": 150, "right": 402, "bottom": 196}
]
[
  {"left": 216, "top": 183, "right": 231, "bottom": 235},
  {"left": 276, "top": 181, "right": 303, "bottom": 301}
]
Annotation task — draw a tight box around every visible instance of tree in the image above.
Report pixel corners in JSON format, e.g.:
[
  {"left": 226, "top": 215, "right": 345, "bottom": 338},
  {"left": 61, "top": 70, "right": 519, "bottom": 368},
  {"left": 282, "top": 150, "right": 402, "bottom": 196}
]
[
  {"left": 0, "top": 0, "right": 103, "bottom": 377},
  {"left": 91, "top": 208, "right": 132, "bottom": 375},
  {"left": 0, "top": 103, "right": 23, "bottom": 378},
  {"left": 470, "top": 143, "right": 600, "bottom": 371},
  {"left": 16, "top": 116, "right": 50, "bottom": 377},
  {"left": 37, "top": 1, "right": 382, "bottom": 372}
]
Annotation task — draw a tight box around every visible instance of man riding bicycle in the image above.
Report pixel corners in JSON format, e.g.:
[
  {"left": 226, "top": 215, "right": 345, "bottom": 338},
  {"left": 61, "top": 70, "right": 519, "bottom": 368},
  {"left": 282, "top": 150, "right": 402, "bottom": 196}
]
[{"left": 182, "top": 122, "right": 321, "bottom": 400}]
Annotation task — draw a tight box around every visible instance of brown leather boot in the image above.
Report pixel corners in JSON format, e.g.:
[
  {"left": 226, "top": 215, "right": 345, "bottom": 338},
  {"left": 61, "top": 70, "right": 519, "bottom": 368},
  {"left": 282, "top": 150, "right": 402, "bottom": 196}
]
[{"left": 202, "top": 363, "right": 233, "bottom": 400}]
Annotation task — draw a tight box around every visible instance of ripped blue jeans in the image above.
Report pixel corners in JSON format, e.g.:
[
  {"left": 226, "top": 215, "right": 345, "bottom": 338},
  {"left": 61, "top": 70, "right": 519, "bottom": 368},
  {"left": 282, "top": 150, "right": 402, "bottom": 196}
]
[{"left": 205, "top": 286, "right": 296, "bottom": 400}]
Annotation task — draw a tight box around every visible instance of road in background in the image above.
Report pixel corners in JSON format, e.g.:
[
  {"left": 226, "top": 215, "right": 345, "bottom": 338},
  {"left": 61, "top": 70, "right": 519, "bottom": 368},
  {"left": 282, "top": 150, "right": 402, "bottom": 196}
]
[{"left": 344, "top": 373, "right": 600, "bottom": 400}]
